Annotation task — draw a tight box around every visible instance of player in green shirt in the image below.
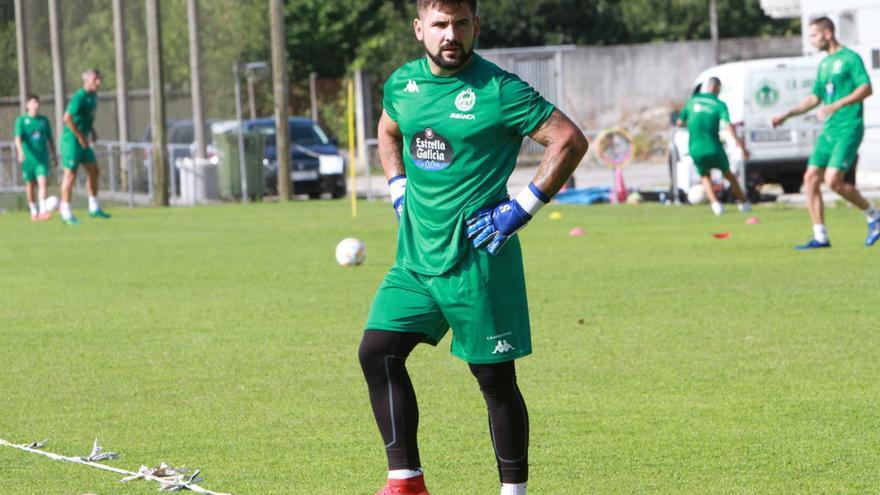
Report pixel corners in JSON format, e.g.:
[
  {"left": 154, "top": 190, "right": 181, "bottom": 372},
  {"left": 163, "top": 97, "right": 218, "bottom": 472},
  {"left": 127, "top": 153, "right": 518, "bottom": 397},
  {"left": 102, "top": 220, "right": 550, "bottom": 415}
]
[
  {"left": 358, "top": 1, "right": 587, "bottom": 494},
  {"left": 14, "top": 94, "right": 56, "bottom": 221},
  {"left": 772, "top": 17, "right": 878, "bottom": 249},
  {"left": 676, "top": 77, "right": 750, "bottom": 215},
  {"left": 59, "top": 68, "right": 110, "bottom": 225}
]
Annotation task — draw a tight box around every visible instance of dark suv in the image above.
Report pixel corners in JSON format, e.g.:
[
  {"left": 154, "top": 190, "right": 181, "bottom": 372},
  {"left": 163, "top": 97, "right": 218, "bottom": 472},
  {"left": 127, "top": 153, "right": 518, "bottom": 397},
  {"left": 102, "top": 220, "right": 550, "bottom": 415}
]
[{"left": 244, "top": 117, "right": 346, "bottom": 199}]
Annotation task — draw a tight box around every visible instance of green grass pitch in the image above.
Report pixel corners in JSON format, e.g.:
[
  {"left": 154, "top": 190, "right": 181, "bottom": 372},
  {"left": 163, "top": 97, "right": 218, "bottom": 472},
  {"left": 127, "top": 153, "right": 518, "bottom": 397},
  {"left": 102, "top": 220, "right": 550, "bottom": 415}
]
[{"left": 1, "top": 200, "right": 878, "bottom": 494}]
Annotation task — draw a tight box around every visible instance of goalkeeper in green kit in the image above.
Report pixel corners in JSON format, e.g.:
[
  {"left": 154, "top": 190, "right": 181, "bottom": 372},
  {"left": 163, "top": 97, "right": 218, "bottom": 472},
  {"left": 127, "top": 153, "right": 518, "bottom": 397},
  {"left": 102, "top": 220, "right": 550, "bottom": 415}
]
[
  {"left": 773, "top": 17, "right": 878, "bottom": 249},
  {"left": 357, "top": 1, "right": 588, "bottom": 494}
]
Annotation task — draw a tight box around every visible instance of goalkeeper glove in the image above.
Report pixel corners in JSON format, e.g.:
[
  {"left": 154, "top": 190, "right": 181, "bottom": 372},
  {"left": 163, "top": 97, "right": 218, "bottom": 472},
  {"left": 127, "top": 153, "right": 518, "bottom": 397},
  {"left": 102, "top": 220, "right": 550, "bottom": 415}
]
[
  {"left": 388, "top": 174, "right": 406, "bottom": 220},
  {"left": 466, "top": 182, "right": 550, "bottom": 255}
]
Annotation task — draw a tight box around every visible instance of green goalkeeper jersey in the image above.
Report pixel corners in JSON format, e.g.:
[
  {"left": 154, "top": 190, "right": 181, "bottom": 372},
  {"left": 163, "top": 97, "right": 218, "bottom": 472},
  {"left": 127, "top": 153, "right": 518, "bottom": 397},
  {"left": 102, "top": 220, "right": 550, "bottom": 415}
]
[
  {"left": 812, "top": 47, "right": 870, "bottom": 137},
  {"left": 383, "top": 54, "right": 555, "bottom": 276}
]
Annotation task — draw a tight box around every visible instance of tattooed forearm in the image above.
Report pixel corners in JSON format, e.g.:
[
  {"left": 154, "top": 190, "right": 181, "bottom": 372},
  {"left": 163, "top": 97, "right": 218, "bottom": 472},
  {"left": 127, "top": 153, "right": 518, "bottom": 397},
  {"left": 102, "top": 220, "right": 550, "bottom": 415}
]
[
  {"left": 379, "top": 136, "right": 405, "bottom": 179},
  {"left": 378, "top": 111, "right": 406, "bottom": 179},
  {"left": 528, "top": 110, "right": 588, "bottom": 196}
]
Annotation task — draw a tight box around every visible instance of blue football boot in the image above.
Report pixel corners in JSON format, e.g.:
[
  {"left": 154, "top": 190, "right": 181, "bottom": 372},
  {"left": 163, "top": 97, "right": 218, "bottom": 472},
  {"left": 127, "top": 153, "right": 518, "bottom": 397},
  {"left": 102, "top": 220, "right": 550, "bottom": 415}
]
[{"left": 795, "top": 238, "right": 831, "bottom": 250}]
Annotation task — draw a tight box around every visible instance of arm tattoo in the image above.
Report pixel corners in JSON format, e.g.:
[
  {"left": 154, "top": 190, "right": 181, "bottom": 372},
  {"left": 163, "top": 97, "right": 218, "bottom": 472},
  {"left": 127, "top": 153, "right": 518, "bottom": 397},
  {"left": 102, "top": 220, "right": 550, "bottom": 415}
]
[
  {"left": 378, "top": 112, "right": 406, "bottom": 179},
  {"left": 379, "top": 136, "right": 405, "bottom": 179},
  {"left": 528, "top": 110, "right": 587, "bottom": 197}
]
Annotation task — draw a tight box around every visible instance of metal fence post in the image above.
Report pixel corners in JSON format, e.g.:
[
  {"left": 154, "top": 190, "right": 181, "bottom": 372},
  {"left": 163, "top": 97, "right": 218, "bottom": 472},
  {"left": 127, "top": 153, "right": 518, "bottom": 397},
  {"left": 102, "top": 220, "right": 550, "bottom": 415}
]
[
  {"left": 127, "top": 147, "right": 134, "bottom": 208},
  {"left": 108, "top": 144, "right": 117, "bottom": 194}
]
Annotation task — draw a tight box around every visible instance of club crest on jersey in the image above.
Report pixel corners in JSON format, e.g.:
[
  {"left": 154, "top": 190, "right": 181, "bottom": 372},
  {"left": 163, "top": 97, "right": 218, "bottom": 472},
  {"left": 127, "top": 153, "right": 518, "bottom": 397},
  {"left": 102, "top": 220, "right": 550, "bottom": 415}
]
[
  {"left": 832, "top": 59, "right": 843, "bottom": 74},
  {"left": 451, "top": 89, "right": 476, "bottom": 120},
  {"left": 455, "top": 88, "right": 476, "bottom": 111},
  {"left": 410, "top": 127, "right": 454, "bottom": 171}
]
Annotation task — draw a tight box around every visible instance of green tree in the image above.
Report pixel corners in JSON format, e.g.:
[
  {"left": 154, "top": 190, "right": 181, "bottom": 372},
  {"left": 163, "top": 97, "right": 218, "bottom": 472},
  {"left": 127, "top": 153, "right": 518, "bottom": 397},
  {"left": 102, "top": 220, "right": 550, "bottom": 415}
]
[{"left": 0, "top": 0, "right": 16, "bottom": 97}]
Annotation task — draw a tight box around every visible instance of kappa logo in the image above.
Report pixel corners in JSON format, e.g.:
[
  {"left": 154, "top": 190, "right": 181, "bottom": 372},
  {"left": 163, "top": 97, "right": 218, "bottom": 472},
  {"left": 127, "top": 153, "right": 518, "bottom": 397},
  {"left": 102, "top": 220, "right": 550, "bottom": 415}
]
[
  {"left": 404, "top": 79, "right": 420, "bottom": 93},
  {"left": 492, "top": 340, "right": 515, "bottom": 354}
]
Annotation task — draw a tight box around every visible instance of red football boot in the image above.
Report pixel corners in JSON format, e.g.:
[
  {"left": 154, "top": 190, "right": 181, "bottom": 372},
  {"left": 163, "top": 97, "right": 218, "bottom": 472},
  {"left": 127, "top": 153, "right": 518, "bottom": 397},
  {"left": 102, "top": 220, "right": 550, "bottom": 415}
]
[{"left": 374, "top": 474, "right": 430, "bottom": 495}]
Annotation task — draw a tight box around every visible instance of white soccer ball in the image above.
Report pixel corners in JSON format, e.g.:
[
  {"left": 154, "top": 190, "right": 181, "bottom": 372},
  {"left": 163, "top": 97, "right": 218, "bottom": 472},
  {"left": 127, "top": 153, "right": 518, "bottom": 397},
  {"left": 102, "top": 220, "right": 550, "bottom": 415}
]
[
  {"left": 44, "top": 195, "right": 59, "bottom": 211},
  {"left": 335, "top": 237, "right": 366, "bottom": 266},
  {"left": 687, "top": 185, "right": 706, "bottom": 205}
]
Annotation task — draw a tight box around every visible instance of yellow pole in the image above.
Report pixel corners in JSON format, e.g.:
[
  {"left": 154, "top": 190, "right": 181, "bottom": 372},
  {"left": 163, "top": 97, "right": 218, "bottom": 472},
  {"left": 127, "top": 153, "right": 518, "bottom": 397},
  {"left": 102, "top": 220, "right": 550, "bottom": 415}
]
[{"left": 347, "top": 78, "right": 358, "bottom": 218}]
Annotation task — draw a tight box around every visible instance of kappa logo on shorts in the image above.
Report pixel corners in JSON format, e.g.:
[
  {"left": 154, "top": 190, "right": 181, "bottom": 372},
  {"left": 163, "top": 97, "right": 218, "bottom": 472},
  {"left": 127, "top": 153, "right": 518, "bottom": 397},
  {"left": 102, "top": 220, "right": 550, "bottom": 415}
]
[{"left": 492, "top": 340, "right": 515, "bottom": 354}]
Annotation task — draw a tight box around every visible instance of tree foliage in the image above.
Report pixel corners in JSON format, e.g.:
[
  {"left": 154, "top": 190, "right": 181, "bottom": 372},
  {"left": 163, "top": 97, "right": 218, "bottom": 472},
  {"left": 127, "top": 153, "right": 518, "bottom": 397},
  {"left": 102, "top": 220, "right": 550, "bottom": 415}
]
[{"left": 2, "top": 0, "right": 799, "bottom": 117}]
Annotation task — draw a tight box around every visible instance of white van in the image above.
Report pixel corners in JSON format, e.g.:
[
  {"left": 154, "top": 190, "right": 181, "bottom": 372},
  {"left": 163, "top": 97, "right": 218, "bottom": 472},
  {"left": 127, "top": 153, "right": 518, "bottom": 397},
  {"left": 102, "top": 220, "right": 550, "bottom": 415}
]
[{"left": 670, "top": 55, "right": 826, "bottom": 201}]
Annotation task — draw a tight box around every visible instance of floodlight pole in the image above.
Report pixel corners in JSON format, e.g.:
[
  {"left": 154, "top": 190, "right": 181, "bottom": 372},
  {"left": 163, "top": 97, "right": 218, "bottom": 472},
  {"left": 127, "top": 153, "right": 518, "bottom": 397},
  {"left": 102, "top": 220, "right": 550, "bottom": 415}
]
[
  {"left": 146, "top": 0, "right": 169, "bottom": 206},
  {"left": 112, "top": 0, "right": 131, "bottom": 198},
  {"left": 309, "top": 72, "right": 319, "bottom": 121},
  {"left": 187, "top": 0, "right": 206, "bottom": 160},
  {"left": 270, "top": 0, "right": 291, "bottom": 201},
  {"left": 233, "top": 63, "right": 248, "bottom": 204},
  {"left": 710, "top": 0, "right": 720, "bottom": 64},
  {"left": 48, "top": 0, "right": 66, "bottom": 146},
  {"left": 13, "top": 0, "right": 28, "bottom": 114}
]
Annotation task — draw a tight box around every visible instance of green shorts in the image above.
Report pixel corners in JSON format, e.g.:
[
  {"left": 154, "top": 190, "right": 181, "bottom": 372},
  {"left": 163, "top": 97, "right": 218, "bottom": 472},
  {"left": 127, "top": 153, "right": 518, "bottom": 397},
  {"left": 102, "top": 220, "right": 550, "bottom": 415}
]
[
  {"left": 365, "top": 237, "right": 532, "bottom": 364},
  {"left": 691, "top": 149, "right": 730, "bottom": 176},
  {"left": 809, "top": 129, "right": 863, "bottom": 172},
  {"left": 60, "top": 133, "right": 96, "bottom": 171},
  {"left": 21, "top": 158, "right": 49, "bottom": 182}
]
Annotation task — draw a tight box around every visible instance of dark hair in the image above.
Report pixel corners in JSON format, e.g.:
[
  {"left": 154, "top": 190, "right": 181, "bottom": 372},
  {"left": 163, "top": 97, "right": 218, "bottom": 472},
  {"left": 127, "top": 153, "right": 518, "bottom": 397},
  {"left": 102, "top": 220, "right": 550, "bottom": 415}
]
[
  {"left": 707, "top": 77, "right": 721, "bottom": 90},
  {"left": 810, "top": 16, "right": 835, "bottom": 33},
  {"left": 418, "top": 0, "right": 477, "bottom": 15},
  {"left": 26, "top": 94, "right": 39, "bottom": 102}
]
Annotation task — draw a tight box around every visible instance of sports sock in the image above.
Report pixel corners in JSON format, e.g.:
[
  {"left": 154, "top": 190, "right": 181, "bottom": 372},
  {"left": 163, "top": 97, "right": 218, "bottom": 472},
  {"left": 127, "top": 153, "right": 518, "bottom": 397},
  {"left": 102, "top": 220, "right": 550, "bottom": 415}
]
[
  {"left": 813, "top": 224, "right": 828, "bottom": 243},
  {"left": 88, "top": 196, "right": 100, "bottom": 213},
  {"left": 388, "top": 468, "right": 423, "bottom": 480},
  {"left": 501, "top": 482, "right": 527, "bottom": 495},
  {"left": 39, "top": 198, "right": 47, "bottom": 214},
  {"left": 865, "top": 205, "right": 880, "bottom": 222},
  {"left": 28, "top": 202, "right": 38, "bottom": 216},
  {"left": 738, "top": 201, "right": 751, "bottom": 213},
  {"left": 60, "top": 201, "right": 72, "bottom": 220},
  {"left": 710, "top": 202, "right": 723, "bottom": 215},
  {"left": 470, "top": 361, "right": 529, "bottom": 485},
  {"left": 359, "top": 330, "right": 424, "bottom": 471}
]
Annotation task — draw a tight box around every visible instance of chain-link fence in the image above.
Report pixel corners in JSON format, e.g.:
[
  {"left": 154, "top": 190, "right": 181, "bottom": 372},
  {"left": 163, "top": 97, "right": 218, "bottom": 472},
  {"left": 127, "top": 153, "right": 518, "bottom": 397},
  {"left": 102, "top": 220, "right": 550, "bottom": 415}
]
[{"left": 1, "top": 0, "right": 383, "bottom": 207}]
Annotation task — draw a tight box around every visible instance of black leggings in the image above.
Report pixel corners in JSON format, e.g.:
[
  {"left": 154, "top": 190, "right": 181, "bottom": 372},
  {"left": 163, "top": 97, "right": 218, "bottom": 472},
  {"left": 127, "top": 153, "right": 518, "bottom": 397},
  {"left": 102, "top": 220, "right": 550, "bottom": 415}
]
[{"left": 358, "top": 329, "right": 529, "bottom": 483}]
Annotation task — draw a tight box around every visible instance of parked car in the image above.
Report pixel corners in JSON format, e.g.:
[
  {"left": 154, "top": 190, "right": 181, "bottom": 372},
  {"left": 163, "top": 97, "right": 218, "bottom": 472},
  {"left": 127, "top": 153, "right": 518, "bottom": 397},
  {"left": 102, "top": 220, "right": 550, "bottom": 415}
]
[{"left": 243, "top": 117, "right": 346, "bottom": 199}]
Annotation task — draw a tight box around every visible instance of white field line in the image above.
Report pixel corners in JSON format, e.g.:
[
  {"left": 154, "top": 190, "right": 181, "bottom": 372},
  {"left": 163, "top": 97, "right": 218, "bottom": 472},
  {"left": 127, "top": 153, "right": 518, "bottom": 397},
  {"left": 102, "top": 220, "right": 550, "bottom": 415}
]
[{"left": 0, "top": 439, "right": 231, "bottom": 495}]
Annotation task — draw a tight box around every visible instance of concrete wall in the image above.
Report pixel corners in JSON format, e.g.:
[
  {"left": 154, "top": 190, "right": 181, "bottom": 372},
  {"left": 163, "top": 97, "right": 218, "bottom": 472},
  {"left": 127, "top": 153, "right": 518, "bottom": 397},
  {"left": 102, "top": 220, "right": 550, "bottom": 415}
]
[
  {"left": 562, "top": 37, "right": 802, "bottom": 129},
  {"left": 483, "top": 36, "right": 801, "bottom": 130}
]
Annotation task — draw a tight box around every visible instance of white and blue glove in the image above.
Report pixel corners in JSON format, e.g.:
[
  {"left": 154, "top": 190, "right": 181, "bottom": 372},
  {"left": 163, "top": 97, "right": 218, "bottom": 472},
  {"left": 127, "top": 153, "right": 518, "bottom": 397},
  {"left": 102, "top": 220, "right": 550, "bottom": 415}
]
[
  {"left": 466, "top": 183, "right": 550, "bottom": 255},
  {"left": 388, "top": 174, "right": 406, "bottom": 220}
]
